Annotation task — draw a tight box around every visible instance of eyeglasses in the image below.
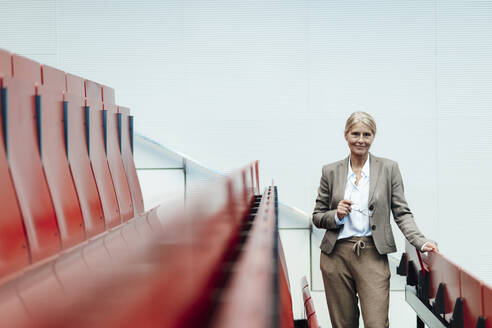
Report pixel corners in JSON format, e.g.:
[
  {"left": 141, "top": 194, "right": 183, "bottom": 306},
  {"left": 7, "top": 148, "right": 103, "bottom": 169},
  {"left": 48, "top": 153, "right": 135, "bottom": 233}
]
[
  {"left": 348, "top": 187, "right": 374, "bottom": 217},
  {"left": 351, "top": 203, "right": 373, "bottom": 217}
]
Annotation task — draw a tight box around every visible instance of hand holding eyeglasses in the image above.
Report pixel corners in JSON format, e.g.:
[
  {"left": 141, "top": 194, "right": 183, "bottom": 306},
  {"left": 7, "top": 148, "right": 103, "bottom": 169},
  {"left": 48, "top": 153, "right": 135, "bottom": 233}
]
[
  {"left": 337, "top": 199, "right": 373, "bottom": 219},
  {"left": 336, "top": 199, "right": 354, "bottom": 219}
]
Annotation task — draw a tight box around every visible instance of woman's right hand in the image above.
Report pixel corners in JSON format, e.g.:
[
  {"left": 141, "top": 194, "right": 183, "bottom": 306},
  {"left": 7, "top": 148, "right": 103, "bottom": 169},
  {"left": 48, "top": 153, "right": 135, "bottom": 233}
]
[{"left": 337, "top": 200, "right": 354, "bottom": 219}]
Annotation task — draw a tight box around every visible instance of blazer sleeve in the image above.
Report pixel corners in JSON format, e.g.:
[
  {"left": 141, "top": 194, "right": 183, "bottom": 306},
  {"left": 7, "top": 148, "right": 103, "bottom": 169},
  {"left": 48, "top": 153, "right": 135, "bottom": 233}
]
[
  {"left": 312, "top": 166, "right": 340, "bottom": 230},
  {"left": 391, "top": 161, "right": 430, "bottom": 250}
]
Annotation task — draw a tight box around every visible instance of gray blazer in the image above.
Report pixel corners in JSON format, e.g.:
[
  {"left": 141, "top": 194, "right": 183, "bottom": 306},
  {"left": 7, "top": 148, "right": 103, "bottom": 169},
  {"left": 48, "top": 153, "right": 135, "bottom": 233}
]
[{"left": 312, "top": 153, "right": 431, "bottom": 255}]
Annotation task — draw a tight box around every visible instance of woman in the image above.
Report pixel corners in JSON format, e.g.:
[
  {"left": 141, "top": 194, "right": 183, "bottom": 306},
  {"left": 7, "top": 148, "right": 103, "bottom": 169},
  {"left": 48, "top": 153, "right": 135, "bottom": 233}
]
[{"left": 312, "top": 111, "right": 438, "bottom": 328}]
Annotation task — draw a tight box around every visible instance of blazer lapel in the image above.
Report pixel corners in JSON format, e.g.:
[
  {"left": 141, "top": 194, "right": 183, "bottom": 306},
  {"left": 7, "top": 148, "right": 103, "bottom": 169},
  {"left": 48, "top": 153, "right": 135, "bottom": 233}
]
[
  {"left": 334, "top": 155, "right": 350, "bottom": 203},
  {"left": 368, "top": 153, "right": 382, "bottom": 205}
]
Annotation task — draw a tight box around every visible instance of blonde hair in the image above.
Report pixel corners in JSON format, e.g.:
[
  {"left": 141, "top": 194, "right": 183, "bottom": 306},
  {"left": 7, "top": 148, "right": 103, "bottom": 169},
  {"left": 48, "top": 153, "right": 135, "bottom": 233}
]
[{"left": 344, "top": 111, "right": 377, "bottom": 137}]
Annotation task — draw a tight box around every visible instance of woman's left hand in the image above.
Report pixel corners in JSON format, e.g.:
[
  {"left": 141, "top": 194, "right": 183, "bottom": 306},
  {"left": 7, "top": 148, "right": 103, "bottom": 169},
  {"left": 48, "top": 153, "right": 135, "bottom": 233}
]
[{"left": 422, "top": 242, "right": 439, "bottom": 253}]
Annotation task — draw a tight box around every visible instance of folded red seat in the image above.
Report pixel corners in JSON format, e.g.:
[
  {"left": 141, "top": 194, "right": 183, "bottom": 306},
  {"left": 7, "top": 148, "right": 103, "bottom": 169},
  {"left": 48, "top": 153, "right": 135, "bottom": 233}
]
[
  {"left": 84, "top": 80, "right": 121, "bottom": 228},
  {"left": 3, "top": 53, "right": 61, "bottom": 262},
  {"left": 0, "top": 49, "right": 29, "bottom": 278},
  {"left": 118, "top": 106, "right": 144, "bottom": 216},
  {"left": 460, "top": 269, "right": 485, "bottom": 328},
  {"left": 65, "top": 74, "right": 106, "bottom": 237},
  {"left": 426, "top": 252, "right": 462, "bottom": 322},
  {"left": 39, "top": 64, "right": 85, "bottom": 248},
  {"left": 101, "top": 86, "right": 133, "bottom": 222},
  {"left": 484, "top": 285, "right": 492, "bottom": 328}
]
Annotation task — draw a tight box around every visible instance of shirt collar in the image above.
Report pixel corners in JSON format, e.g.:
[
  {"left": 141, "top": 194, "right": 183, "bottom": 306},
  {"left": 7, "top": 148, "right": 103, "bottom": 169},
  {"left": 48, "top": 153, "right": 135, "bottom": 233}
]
[{"left": 347, "top": 154, "right": 370, "bottom": 179}]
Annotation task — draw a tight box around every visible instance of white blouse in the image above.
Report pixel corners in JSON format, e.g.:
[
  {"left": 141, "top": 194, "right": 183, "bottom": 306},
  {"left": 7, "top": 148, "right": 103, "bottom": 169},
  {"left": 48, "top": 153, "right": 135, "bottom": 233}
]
[{"left": 334, "top": 155, "right": 372, "bottom": 239}]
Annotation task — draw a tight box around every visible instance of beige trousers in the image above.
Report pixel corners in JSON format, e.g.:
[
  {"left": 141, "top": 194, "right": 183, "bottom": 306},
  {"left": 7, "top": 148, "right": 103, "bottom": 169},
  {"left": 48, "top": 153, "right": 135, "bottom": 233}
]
[{"left": 320, "top": 236, "right": 390, "bottom": 328}]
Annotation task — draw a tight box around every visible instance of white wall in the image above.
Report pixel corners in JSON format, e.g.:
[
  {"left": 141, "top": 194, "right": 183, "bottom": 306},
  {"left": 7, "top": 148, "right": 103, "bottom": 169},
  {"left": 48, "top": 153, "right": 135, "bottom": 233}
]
[{"left": 2, "top": 0, "right": 492, "bottom": 286}]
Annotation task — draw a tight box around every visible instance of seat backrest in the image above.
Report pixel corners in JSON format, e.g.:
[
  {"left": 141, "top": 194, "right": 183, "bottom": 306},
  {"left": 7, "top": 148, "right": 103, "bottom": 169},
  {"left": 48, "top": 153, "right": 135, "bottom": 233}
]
[
  {"left": 118, "top": 106, "right": 144, "bottom": 216},
  {"left": 484, "top": 284, "right": 492, "bottom": 328},
  {"left": 460, "top": 269, "right": 484, "bottom": 328},
  {"left": 6, "top": 54, "right": 60, "bottom": 262},
  {"left": 405, "top": 239, "right": 425, "bottom": 274},
  {"left": 101, "top": 87, "right": 133, "bottom": 221},
  {"left": 0, "top": 282, "right": 33, "bottom": 327},
  {"left": 65, "top": 74, "right": 105, "bottom": 237},
  {"left": 84, "top": 80, "right": 121, "bottom": 228},
  {"left": 425, "top": 252, "right": 440, "bottom": 300},
  {"left": 0, "top": 49, "right": 30, "bottom": 278},
  {"left": 39, "top": 65, "right": 85, "bottom": 248},
  {"left": 16, "top": 261, "right": 66, "bottom": 321},
  {"left": 426, "top": 252, "right": 461, "bottom": 315},
  {"left": 278, "top": 237, "right": 294, "bottom": 328}
]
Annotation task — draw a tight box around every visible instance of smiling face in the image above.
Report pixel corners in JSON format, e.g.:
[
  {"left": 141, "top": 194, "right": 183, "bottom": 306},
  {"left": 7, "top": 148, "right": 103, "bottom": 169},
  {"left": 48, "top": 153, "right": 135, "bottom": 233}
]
[{"left": 344, "top": 122, "right": 375, "bottom": 158}]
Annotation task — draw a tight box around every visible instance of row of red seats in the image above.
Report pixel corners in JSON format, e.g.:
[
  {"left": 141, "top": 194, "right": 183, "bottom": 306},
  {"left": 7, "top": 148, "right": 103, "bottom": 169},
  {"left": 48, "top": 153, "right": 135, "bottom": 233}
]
[
  {"left": 22, "top": 164, "right": 258, "bottom": 328},
  {"left": 279, "top": 235, "right": 296, "bottom": 328},
  {"left": 0, "top": 48, "right": 294, "bottom": 327},
  {"left": 0, "top": 49, "right": 145, "bottom": 280},
  {"left": 401, "top": 240, "right": 492, "bottom": 328},
  {"left": 210, "top": 185, "right": 294, "bottom": 328}
]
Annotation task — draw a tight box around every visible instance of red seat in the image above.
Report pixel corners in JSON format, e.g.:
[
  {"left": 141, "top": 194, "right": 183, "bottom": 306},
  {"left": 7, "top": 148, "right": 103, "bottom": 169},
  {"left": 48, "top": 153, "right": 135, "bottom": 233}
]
[
  {"left": 147, "top": 209, "right": 163, "bottom": 232},
  {"left": 104, "top": 229, "right": 129, "bottom": 259},
  {"left": 54, "top": 249, "right": 92, "bottom": 296},
  {"left": 101, "top": 87, "right": 133, "bottom": 222},
  {"left": 134, "top": 215, "right": 153, "bottom": 239},
  {"left": 425, "top": 252, "right": 440, "bottom": 302},
  {"left": 39, "top": 65, "right": 85, "bottom": 248},
  {"left": 103, "top": 212, "right": 243, "bottom": 328},
  {"left": 84, "top": 80, "right": 120, "bottom": 228},
  {"left": 0, "top": 50, "right": 30, "bottom": 278},
  {"left": 425, "top": 252, "right": 461, "bottom": 320},
  {"left": 0, "top": 283, "right": 32, "bottom": 328},
  {"left": 279, "top": 241, "right": 294, "bottom": 328},
  {"left": 5, "top": 53, "right": 60, "bottom": 261},
  {"left": 121, "top": 221, "right": 142, "bottom": 247},
  {"left": 16, "top": 263, "right": 66, "bottom": 321},
  {"left": 65, "top": 74, "right": 105, "bottom": 237},
  {"left": 484, "top": 284, "right": 492, "bottom": 328},
  {"left": 118, "top": 106, "right": 144, "bottom": 216},
  {"left": 405, "top": 239, "right": 425, "bottom": 274},
  {"left": 70, "top": 177, "right": 251, "bottom": 328},
  {"left": 460, "top": 269, "right": 484, "bottom": 328},
  {"left": 81, "top": 237, "right": 113, "bottom": 271}
]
